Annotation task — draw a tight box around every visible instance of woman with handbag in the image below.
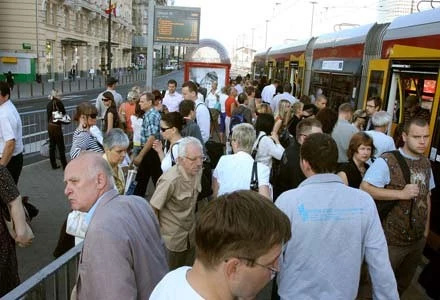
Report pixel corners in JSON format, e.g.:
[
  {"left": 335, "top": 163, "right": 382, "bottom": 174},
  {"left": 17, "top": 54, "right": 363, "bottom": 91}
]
[
  {"left": 46, "top": 89, "right": 68, "bottom": 169},
  {"left": 0, "top": 165, "right": 33, "bottom": 296}
]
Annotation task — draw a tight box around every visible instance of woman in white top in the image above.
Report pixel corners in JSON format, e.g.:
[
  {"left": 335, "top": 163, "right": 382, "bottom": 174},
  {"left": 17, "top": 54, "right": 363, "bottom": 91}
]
[
  {"left": 253, "top": 113, "right": 284, "bottom": 169},
  {"left": 130, "top": 101, "right": 144, "bottom": 157},
  {"left": 205, "top": 81, "right": 219, "bottom": 109},
  {"left": 212, "top": 123, "right": 271, "bottom": 199},
  {"left": 152, "top": 112, "right": 183, "bottom": 173}
]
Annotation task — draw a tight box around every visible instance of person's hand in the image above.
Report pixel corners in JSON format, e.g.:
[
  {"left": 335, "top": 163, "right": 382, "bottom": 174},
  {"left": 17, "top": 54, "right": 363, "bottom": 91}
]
[
  {"left": 152, "top": 140, "right": 163, "bottom": 154},
  {"left": 399, "top": 184, "right": 419, "bottom": 200},
  {"left": 15, "top": 231, "right": 33, "bottom": 247}
]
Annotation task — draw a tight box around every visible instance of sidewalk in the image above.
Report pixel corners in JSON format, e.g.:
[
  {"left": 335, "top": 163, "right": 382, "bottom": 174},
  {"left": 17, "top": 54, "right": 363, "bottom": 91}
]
[{"left": 16, "top": 159, "right": 70, "bottom": 281}]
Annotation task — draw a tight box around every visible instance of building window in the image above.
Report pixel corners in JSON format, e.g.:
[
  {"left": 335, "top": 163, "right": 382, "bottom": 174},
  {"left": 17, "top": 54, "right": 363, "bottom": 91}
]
[{"left": 65, "top": 8, "right": 70, "bottom": 30}]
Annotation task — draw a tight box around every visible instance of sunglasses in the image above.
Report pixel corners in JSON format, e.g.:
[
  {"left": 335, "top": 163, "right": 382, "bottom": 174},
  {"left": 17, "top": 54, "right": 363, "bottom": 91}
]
[
  {"left": 102, "top": 98, "right": 111, "bottom": 101},
  {"left": 88, "top": 114, "right": 97, "bottom": 119},
  {"left": 160, "top": 126, "right": 171, "bottom": 132}
]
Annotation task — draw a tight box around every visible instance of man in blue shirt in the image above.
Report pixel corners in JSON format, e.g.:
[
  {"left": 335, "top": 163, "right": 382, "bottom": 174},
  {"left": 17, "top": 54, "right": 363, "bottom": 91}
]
[
  {"left": 133, "top": 92, "right": 162, "bottom": 197},
  {"left": 276, "top": 133, "right": 398, "bottom": 300}
]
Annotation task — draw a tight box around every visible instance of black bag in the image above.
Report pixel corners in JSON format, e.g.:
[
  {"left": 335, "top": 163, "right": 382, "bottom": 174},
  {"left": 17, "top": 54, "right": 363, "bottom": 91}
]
[
  {"left": 198, "top": 161, "right": 213, "bottom": 200},
  {"left": 205, "top": 140, "right": 224, "bottom": 169},
  {"left": 250, "top": 161, "right": 259, "bottom": 192},
  {"left": 251, "top": 134, "right": 266, "bottom": 159},
  {"left": 375, "top": 150, "right": 411, "bottom": 221},
  {"left": 279, "top": 128, "right": 293, "bottom": 148}
]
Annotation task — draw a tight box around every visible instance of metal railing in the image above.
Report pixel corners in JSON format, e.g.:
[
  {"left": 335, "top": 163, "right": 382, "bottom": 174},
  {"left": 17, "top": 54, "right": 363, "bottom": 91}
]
[
  {"left": 11, "top": 70, "right": 147, "bottom": 100},
  {"left": 21, "top": 106, "right": 79, "bottom": 156},
  {"left": 3, "top": 243, "right": 82, "bottom": 300}
]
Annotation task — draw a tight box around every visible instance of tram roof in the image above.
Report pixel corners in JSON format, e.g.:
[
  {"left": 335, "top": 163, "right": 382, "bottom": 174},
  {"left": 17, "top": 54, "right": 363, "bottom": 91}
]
[
  {"left": 384, "top": 8, "right": 440, "bottom": 41},
  {"left": 254, "top": 47, "right": 271, "bottom": 59},
  {"left": 313, "top": 23, "right": 376, "bottom": 49},
  {"left": 267, "top": 39, "right": 311, "bottom": 56}
]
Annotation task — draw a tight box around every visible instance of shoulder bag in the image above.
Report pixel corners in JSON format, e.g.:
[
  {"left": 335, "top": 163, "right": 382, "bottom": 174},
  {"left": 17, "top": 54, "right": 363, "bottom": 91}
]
[{"left": 250, "top": 161, "right": 259, "bottom": 192}]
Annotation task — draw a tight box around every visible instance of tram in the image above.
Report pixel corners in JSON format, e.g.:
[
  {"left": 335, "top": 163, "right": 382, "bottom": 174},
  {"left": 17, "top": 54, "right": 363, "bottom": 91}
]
[{"left": 253, "top": 7, "right": 440, "bottom": 243}]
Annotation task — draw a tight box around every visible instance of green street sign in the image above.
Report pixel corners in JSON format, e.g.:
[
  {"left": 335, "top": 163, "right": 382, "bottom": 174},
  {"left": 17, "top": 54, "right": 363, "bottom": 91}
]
[{"left": 22, "top": 43, "right": 32, "bottom": 50}]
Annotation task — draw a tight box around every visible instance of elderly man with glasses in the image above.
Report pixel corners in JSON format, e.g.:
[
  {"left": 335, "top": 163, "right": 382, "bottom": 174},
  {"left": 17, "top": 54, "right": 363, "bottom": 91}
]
[{"left": 150, "top": 137, "right": 204, "bottom": 270}]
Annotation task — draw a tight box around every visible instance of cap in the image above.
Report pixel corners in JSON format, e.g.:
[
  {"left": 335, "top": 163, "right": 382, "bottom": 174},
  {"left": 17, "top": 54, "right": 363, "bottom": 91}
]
[{"left": 106, "top": 76, "right": 118, "bottom": 86}]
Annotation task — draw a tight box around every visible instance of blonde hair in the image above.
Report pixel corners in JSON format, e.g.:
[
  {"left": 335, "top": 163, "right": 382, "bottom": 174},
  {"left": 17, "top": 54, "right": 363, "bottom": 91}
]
[{"left": 276, "top": 100, "right": 291, "bottom": 119}]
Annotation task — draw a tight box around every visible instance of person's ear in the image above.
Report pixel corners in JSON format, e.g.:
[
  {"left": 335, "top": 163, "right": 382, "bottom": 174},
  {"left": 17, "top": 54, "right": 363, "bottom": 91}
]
[
  {"left": 224, "top": 258, "right": 241, "bottom": 281},
  {"left": 96, "top": 172, "right": 107, "bottom": 189},
  {"left": 402, "top": 131, "right": 408, "bottom": 143}
]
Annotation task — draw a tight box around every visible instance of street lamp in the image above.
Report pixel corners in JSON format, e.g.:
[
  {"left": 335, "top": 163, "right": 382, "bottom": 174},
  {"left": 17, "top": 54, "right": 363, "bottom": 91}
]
[
  {"left": 265, "top": 20, "right": 270, "bottom": 49},
  {"left": 310, "top": 1, "right": 317, "bottom": 37}
]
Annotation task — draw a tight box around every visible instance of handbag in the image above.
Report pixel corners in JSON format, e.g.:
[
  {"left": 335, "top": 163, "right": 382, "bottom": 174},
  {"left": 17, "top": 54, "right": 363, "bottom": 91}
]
[
  {"left": 40, "top": 140, "right": 49, "bottom": 157},
  {"left": 3, "top": 201, "right": 35, "bottom": 247},
  {"left": 51, "top": 100, "right": 71, "bottom": 124},
  {"left": 66, "top": 210, "right": 88, "bottom": 238},
  {"left": 250, "top": 161, "right": 259, "bottom": 192},
  {"left": 124, "top": 167, "right": 138, "bottom": 195}
]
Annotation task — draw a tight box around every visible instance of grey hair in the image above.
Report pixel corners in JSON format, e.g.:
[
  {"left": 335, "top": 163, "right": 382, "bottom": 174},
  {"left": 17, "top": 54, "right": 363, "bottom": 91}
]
[
  {"left": 372, "top": 111, "right": 392, "bottom": 127},
  {"left": 78, "top": 152, "right": 115, "bottom": 188},
  {"left": 232, "top": 123, "right": 256, "bottom": 154},
  {"left": 177, "top": 136, "right": 203, "bottom": 159},
  {"left": 103, "top": 128, "right": 129, "bottom": 150},
  {"left": 48, "top": 88, "right": 62, "bottom": 100}
]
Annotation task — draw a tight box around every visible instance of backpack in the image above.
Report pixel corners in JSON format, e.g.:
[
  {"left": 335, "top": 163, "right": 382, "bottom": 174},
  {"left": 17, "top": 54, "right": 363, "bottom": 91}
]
[{"left": 229, "top": 113, "right": 244, "bottom": 135}]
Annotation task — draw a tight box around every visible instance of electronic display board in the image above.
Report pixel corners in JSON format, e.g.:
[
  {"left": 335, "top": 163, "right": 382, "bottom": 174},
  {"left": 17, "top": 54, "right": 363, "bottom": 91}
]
[{"left": 154, "top": 6, "right": 200, "bottom": 44}]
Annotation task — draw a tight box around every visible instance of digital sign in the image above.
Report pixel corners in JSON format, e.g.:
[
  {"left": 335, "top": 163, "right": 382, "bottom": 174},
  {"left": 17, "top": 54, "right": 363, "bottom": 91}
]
[{"left": 154, "top": 6, "right": 200, "bottom": 44}]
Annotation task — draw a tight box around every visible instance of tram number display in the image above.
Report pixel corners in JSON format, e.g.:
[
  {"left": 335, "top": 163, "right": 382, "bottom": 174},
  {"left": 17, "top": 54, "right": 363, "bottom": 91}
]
[
  {"left": 322, "top": 60, "right": 344, "bottom": 71},
  {"left": 154, "top": 6, "right": 201, "bottom": 44}
]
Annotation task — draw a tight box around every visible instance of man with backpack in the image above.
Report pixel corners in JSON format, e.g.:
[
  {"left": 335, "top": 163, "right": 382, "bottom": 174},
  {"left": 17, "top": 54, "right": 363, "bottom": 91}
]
[
  {"left": 361, "top": 118, "right": 434, "bottom": 296},
  {"left": 230, "top": 92, "right": 252, "bottom": 130},
  {"left": 182, "top": 81, "right": 211, "bottom": 143}
]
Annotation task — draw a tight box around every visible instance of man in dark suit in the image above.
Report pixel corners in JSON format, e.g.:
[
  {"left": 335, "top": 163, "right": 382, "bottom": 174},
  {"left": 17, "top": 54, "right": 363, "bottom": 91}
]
[{"left": 64, "top": 152, "right": 168, "bottom": 299}]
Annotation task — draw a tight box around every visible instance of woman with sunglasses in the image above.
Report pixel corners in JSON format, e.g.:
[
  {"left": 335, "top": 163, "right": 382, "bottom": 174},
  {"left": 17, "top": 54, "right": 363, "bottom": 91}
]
[
  {"left": 152, "top": 112, "right": 184, "bottom": 173},
  {"left": 70, "top": 102, "right": 103, "bottom": 159},
  {"left": 102, "top": 91, "right": 120, "bottom": 133}
]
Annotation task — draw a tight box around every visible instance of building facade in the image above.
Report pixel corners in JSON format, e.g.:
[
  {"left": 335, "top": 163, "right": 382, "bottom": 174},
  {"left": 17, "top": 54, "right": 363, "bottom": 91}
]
[{"left": 0, "top": 0, "right": 133, "bottom": 82}]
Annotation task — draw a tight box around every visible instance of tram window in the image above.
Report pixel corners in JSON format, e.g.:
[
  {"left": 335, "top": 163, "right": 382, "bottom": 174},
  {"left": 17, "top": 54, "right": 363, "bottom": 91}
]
[{"left": 367, "top": 71, "right": 384, "bottom": 99}]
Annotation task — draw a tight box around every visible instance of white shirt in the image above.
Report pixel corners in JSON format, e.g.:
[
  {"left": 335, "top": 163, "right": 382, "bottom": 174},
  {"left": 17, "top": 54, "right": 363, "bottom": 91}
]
[
  {"left": 213, "top": 151, "right": 270, "bottom": 196},
  {"left": 162, "top": 91, "right": 183, "bottom": 113},
  {"left": 205, "top": 90, "right": 218, "bottom": 109},
  {"left": 0, "top": 100, "right": 23, "bottom": 157},
  {"left": 130, "top": 116, "right": 143, "bottom": 146},
  {"left": 271, "top": 92, "right": 297, "bottom": 113},
  {"left": 161, "top": 140, "right": 182, "bottom": 173},
  {"left": 253, "top": 132, "right": 284, "bottom": 169},
  {"left": 219, "top": 93, "right": 228, "bottom": 113},
  {"left": 365, "top": 130, "right": 396, "bottom": 158},
  {"left": 150, "top": 266, "right": 204, "bottom": 300},
  {"left": 195, "top": 100, "right": 211, "bottom": 143},
  {"left": 235, "top": 84, "right": 243, "bottom": 95},
  {"left": 95, "top": 89, "right": 123, "bottom": 119},
  {"left": 261, "top": 84, "right": 276, "bottom": 103}
]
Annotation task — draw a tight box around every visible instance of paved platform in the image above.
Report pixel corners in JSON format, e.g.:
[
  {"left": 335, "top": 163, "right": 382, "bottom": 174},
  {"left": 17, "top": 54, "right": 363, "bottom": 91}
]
[{"left": 14, "top": 159, "right": 432, "bottom": 299}]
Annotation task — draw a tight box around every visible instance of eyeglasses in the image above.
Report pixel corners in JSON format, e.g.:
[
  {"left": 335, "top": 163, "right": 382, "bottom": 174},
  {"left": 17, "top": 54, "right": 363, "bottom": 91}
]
[
  {"left": 160, "top": 126, "right": 171, "bottom": 132},
  {"left": 366, "top": 104, "right": 376, "bottom": 109},
  {"left": 236, "top": 257, "right": 279, "bottom": 277},
  {"left": 184, "top": 155, "right": 207, "bottom": 162},
  {"left": 88, "top": 114, "right": 97, "bottom": 119}
]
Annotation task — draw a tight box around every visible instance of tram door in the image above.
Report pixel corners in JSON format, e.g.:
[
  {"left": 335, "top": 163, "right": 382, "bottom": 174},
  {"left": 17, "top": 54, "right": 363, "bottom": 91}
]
[
  {"left": 364, "top": 59, "right": 390, "bottom": 106},
  {"left": 384, "top": 62, "right": 439, "bottom": 141}
]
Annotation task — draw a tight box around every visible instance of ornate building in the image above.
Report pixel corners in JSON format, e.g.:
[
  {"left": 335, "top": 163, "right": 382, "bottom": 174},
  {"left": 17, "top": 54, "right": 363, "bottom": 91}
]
[{"left": 0, "top": 0, "right": 134, "bottom": 82}]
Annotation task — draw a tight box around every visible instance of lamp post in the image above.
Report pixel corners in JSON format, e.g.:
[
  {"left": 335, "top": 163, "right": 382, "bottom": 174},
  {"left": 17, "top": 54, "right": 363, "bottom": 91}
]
[
  {"left": 107, "top": 0, "right": 112, "bottom": 76},
  {"left": 310, "top": 1, "right": 317, "bottom": 37},
  {"left": 265, "top": 20, "right": 269, "bottom": 49}
]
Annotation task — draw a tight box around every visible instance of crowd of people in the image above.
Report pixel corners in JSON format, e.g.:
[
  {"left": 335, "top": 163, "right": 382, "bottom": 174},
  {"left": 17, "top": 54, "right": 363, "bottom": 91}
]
[{"left": 0, "top": 72, "right": 436, "bottom": 299}]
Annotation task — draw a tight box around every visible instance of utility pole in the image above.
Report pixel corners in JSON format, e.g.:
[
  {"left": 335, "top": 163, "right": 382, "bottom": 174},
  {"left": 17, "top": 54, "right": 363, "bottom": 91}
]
[{"left": 107, "top": 0, "right": 112, "bottom": 77}]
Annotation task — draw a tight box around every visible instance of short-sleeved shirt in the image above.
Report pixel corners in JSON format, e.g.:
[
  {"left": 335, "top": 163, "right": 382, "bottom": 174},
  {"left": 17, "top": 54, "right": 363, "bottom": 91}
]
[
  {"left": 150, "top": 165, "right": 201, "bottom": 252},
  {"left": 225, "top": 96, "right": 237, "bottom": 117},
  {"left": 140, "top": 108, "right": 161, "bottom": 145},
  {"left": 365, "top": 130, "right": 396, "bottom": 158},
  {"left": 213, "top": 151, "right": 270, "bottom": 197},
  {"left": 363, "top": 148, "right": 435, "bottom": 190},
  {"left": 0, "top": 100, "right": 23, "bottom": 157},
  {"left": 150, "top": 266, "right": 204, "bottom": 299}
]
